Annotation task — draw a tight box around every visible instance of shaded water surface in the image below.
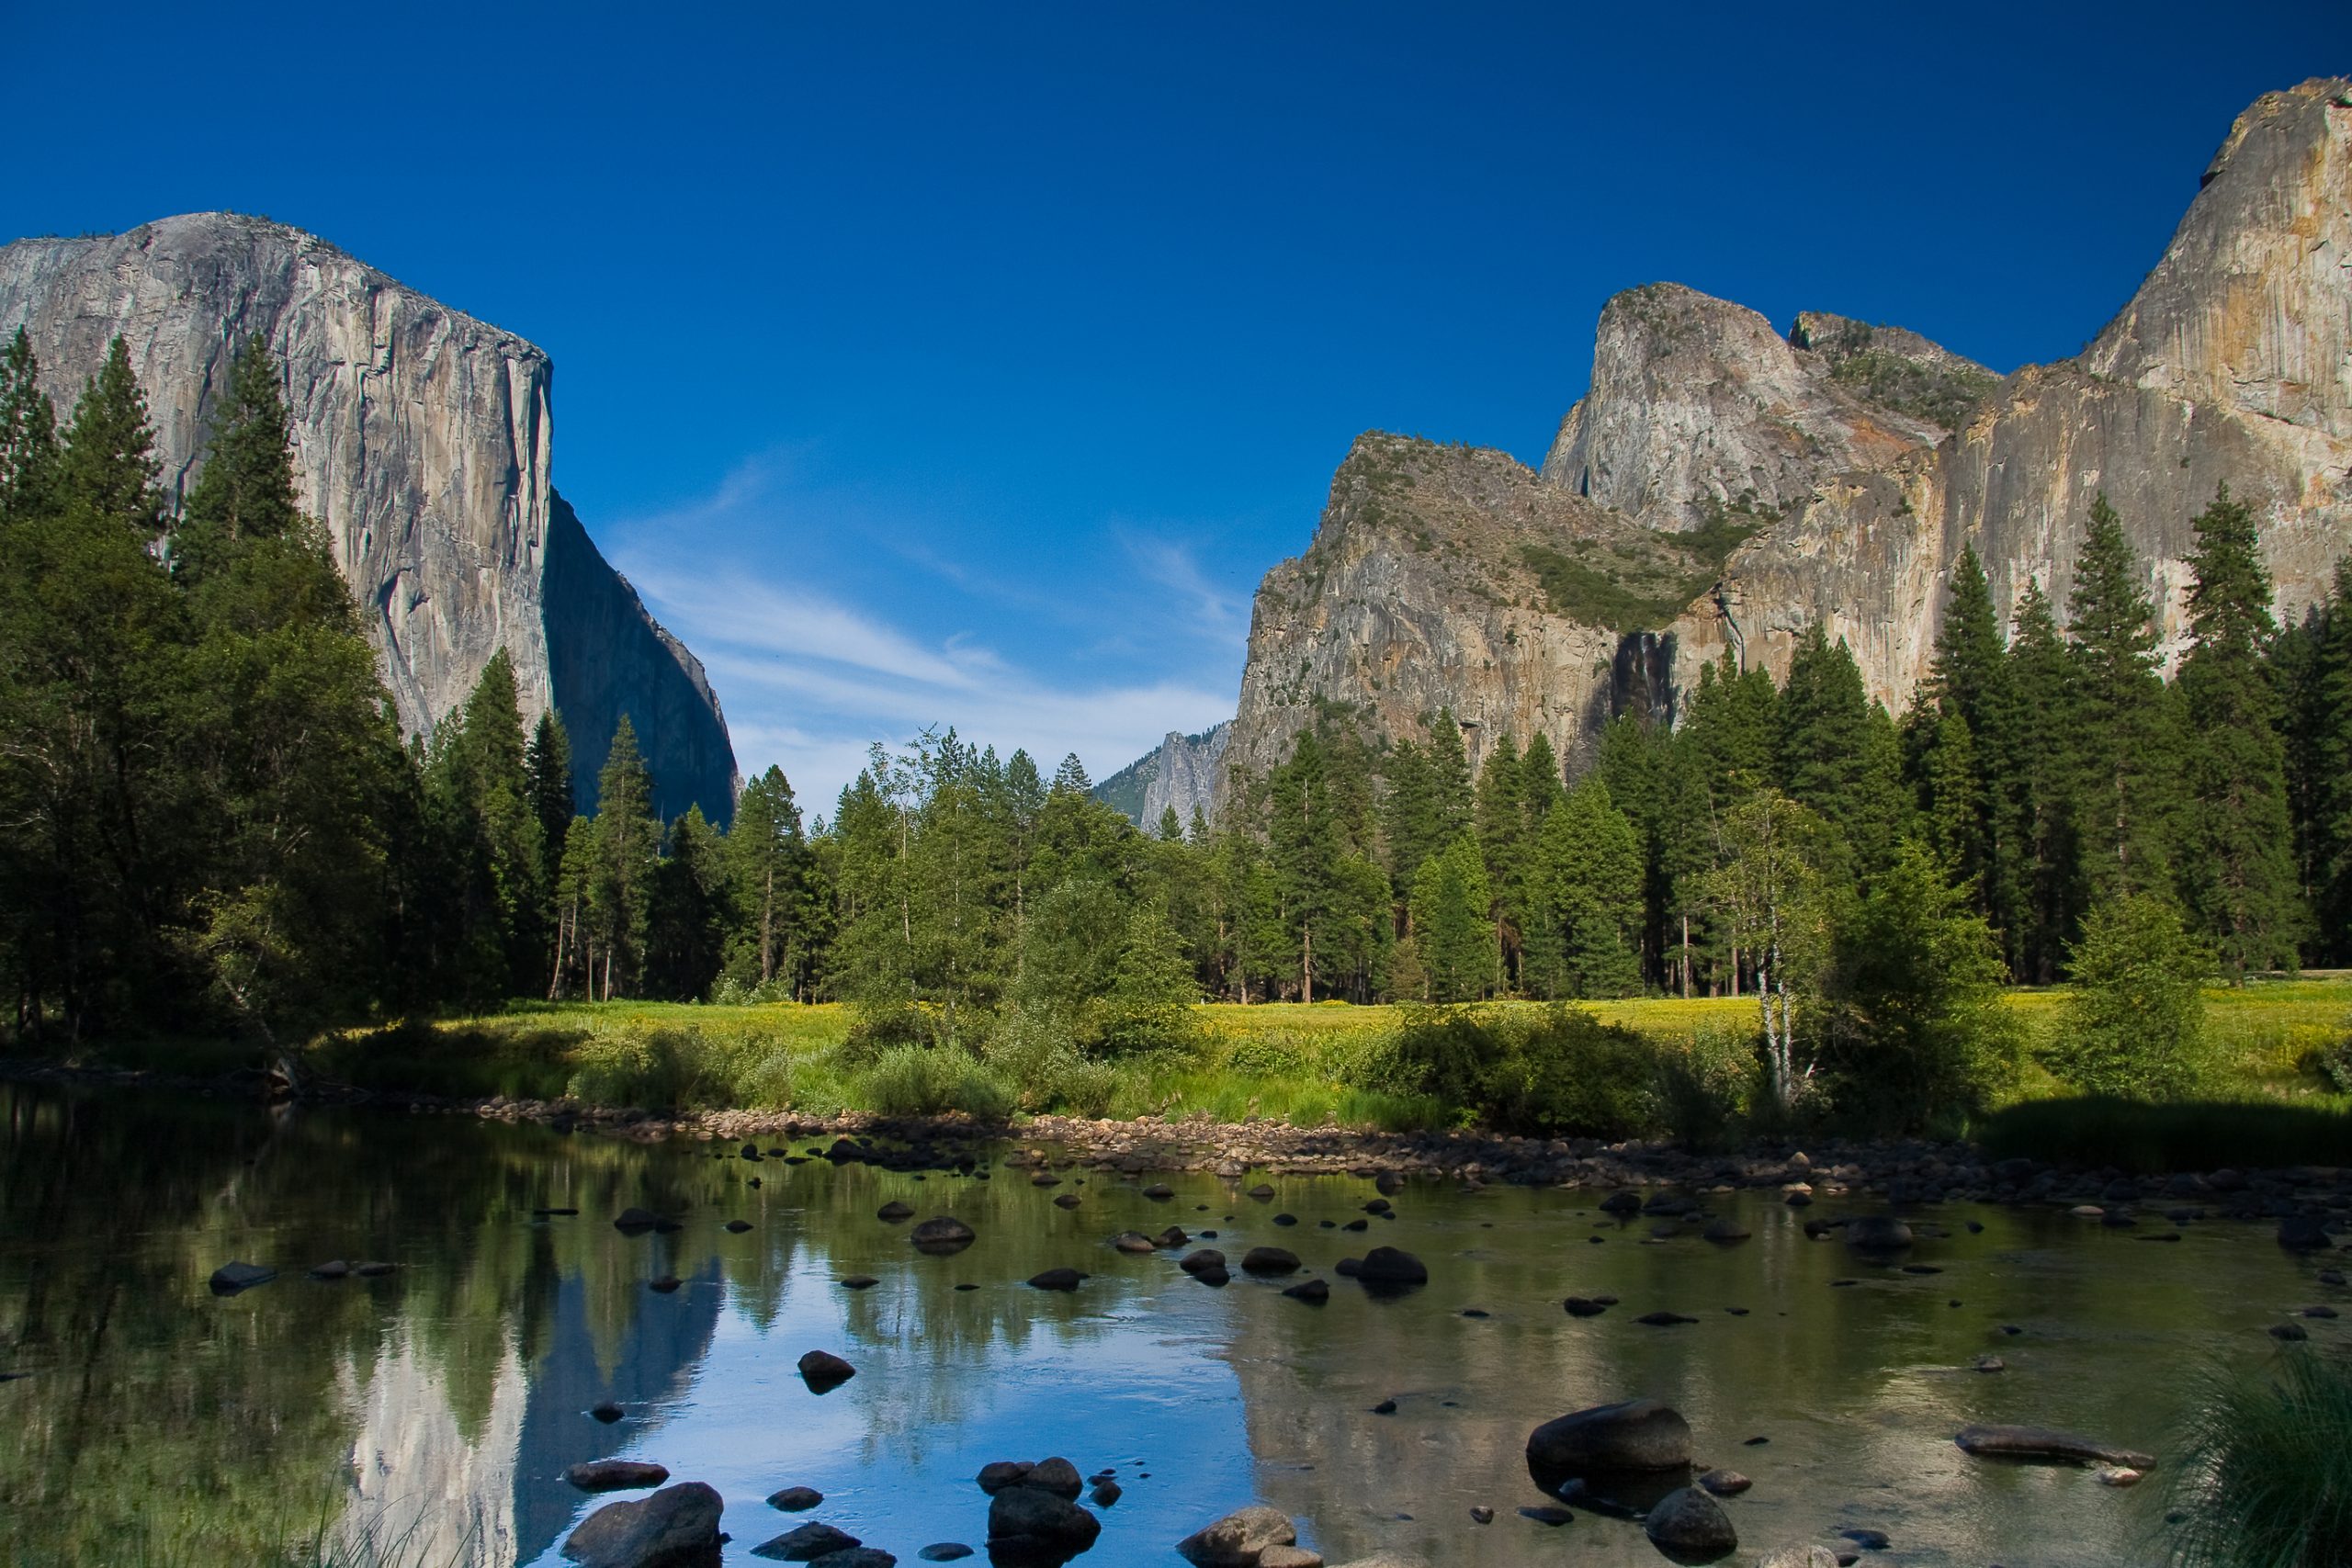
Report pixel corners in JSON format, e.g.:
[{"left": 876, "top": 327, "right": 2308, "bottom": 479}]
[{"left": 1, "top": 1084, "right": 2343, "bottom": 1567}]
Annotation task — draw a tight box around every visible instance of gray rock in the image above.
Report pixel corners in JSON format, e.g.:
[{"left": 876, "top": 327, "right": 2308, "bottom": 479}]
[
  {"left": 0, "top": 214, "right": 736, "bottom": 823},
  {"left": 1177, "top": 1504, "right": 1296, "bottom": 1567},
  {"left": 1526, "top": 1398, "right": 1693, "bottom": 1472},
  {"left": 1751, "top": 1549, "right": 1839, "bottom": 1568},
  {"left": 1698, "top": 1468, "right": 1750, "bottom": 1495},
  {"left": 1112, "top": 1232, "right": 1157, "bottom": 1253},
  {"left": 1643, "top": 1486, "right": 1737, "bottom": 1559},
  {"left": 767, "top": 1487, "right": 822, "bottom": 1511},
  {"left": 1954, "top": 1425, "right": 2154, "bottom": 1468},
  {"left": 1180, "top": 1248, "right": 1227, "bottom": 1275},
  {"left": 1095, "top": 724, "right": 1230, "bottom": 827},
  {"left": 806, "top": 1551, "right": 895, "bottom": 1568},
  {"left": 916, "top": 1549, "right": 973, "bottom": 1562},
  {"left": 911, "top": 1216, "right": 977, "bottom": 1254},
  {"left": 1026, "top": 1458, "right": 1083, "bottom": 1500},
  {"left": 566, "top": 1460, "right": 672, "bottom": 1492},
  {"left": 561, "top": 1481, "right": 724, "bottom": 1568},
  {"left": 751, "top": 1522, "right": 859, "bottom": 1561}
]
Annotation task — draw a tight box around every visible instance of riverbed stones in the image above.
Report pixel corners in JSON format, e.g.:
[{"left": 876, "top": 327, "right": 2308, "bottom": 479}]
[
  {"left": 562, "top": 1480, "right": 723, "bottom": 1568},
  {"left": 1155, "top": 1226, "right": 1190, "bottom": 1247},
  {"left": 1843, "top": 1216, "right": 1913, "bottom": 1251},
  {"left": 805, "top": 1551, "right": 894, "bottom": 1568},
  {"left": 1091, "top": 1479, "right": 1122, "bottom": 1506},
  {"left": 1112, "top": 1231, "right": 1157, "bottom": 1253},
  {"left": 838, "top": 1276, "right": 878, "bottom": 1291},
  {"left": 725, "top": 1221, "right": 753, "bottom": 1234},
  {"left": 614, "top": 1208, "right": 661, "bottom": 1235},
  {"left": 2279, "top": 1215, "right": 2333, "bottom": 1250},
  {"left": 768, "top": 1486, "right": 823, "bottom": 1510},
  {"left": 1353, "top": 1247, "right": 1427, "bottom": 1287},
  {"left": 1181, "top": 1248, "right": 1227, "bottom": 1274},
  {"left": 1176, "top": 1504, "right": 1295, "bottom": 1566},
  {"left": 1697, "top": 1469, "right": 1750, "bottom": 1495},
  {"left": 592, "top": 1400, "right": 626, "bottom": 1423},
  {"left": 209, "top": 1261, "right": 276, "bottom": 1294},
  {"left": 1563, "top": 1297, "right": 1610, "bottom": 1317},
  {"left": 876, "top": 1201, "right": 914, "bottom": 1222},
  {"left": 1143, "top": 1183, "right": 1175, "bottom": 1199},
  {"left": 917, "top": 1548, "right": 973, "bottom": 1562},
  {"left": 1636, "top": 1311, "right": 1698, "bottom": 1326},
  {"left": 1953, "top": 1425, "right": 2154, "bottom": 1467},
  {"left": 1027, "top": 1268, "right": 1087, "bottom": 1292},
  {"left": 910, "top": 1217, "right": 976, "bottom": 1254},
  {"left": 1702, "top": 1218, "right": 1751, "bottom": 1243},
  {"left": 1751, "top": 1549, "right": 1838, "bottom": 1568},
  {"left": 1026, "top": 1458, "right": 1083, "bottom": 1499},
  {"left": 1053, "top": 1194, "right": 1082, "bottom": 1210},
  {"left": 752, "top": 1521, "right": 860, "bottom": 1560},
  {"left": 308, "top": 1260, "right": 350, "bottom": 1280},
  {"left": 1600, "top": 1191, "right": 1644, "bottom": 1216},
  {"left": 986, "top": 1483, "right": 1101, "bottom": 1561},
  {"left": 1241, "top": 1247, "right": 1301, "bottom": 1275},
  {"left": 797, "top": 1351, "right": 856, "bottom": 1393},
  {"left": 2096, "top": 1466, "right": 2143, "bottom": 1487},
  {"left": 1644, "top": 1486, "right": 1736, "bottom": 1558},
  {"left": 649, "top": 1275, "right": 681, "bottom": 1293},
  {"left": 1283, "top": 1279, "right": 1329, "bottom": 1303},
  {"left": 1526, "top": 1398, "right": 1692, "bottom": 1472},
  {"left": 566, "top": 1459, "right": 672, "bottom": 1491},
  {"left": 1258, "top": 1549, "right": 1323, "bottom": 1568}
]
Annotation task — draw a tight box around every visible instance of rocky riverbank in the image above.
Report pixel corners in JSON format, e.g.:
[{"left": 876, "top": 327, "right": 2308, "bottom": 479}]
[{"left": 7, "top": 1058, "right": 2347, "bottom": 1242}]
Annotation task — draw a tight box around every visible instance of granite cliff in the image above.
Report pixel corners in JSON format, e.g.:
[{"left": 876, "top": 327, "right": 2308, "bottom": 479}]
[
  {"left": 1219, "top": 78, "right": 2352, "bottom": 803},
  {"left": 0, "top": 212, "right": 737, "bottom": 823},
  {"left": 1095, "top": 721, "right": 1230, "bottom": 828}
]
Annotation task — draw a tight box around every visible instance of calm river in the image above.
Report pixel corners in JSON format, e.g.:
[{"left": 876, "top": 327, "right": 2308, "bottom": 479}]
[{"left": 1, "top": 1084, "right": 2342, "bottom": 1567}]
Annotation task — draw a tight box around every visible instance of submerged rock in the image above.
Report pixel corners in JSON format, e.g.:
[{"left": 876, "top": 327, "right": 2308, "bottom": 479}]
[
  {"left": 1241, "top": 1247, "right": 1301, "bottom": 1275},
  {"left": 565, "top": 1460, "right": 672, "bottom": 1492},
  {"left": 986, "top": 1484, "right": 1101, "bottom": 1562},
  {"left": 1028, "top": 1268, "right": 1087, "bottom": 1292},
  {"left": 1953, "top": 1425, "right": 2154, "bottom": 1468},
  {"left": 1642, "top": 1486, "right": 1736, "bottom": 1560},
  {"left": 797, "top": 1351, "right": 856, "bottom": 1393},
  {"left": 767, "top": 1486, "right": 822, "bottom": 1511},
  {"left": 751, "top": 1521, "right": 860, "bottom": 1560},
  {"left": 1843, "top": 1216, "right": 1913, "bottom": 1252},
  {"left": 910, "top": 1216, "right": 977, "bottom": 1254},
  {"left": 209, "top": 1261, "right": 276, "bottom": 1295},
  {"left": 1526, "top": 1398, "right": 1692, "bottom": 1472},
  {"left": 1354, "top": 1247, "right": 1427, "bottom": 1287},
  {"left": 561, "top": 1480, "right": 723, "bottom": 1568}
]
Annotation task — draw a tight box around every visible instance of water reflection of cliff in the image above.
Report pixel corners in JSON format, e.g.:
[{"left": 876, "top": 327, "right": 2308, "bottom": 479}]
[{"left": 335, "top": 1260, "right": 725, "bottom": 1568}]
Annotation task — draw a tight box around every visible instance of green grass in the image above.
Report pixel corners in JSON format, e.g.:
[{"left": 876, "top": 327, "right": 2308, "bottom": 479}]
[
  {"left": 2165, "top": 1348, "right": 2352, "bottom": 1567},
  {"left": 28, "top": 978, "right": 2352, "bottom": 1147}
]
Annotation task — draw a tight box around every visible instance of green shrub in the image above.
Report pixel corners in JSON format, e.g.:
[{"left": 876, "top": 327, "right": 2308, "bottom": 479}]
[
  {"left": 856, "top": 1044, "right": 1012, "bottom": 1120},
  {"left": 729, "top": 1050, "right": 796, "bottom": 1109},
  {"left": 2166, "top": 1348, "right": 2352, "bottom": 1567},
  {"left": 1355, "top": 1005, "right": 1659, "bottom": 1137},
  {"left": 2057, "top": 891, "right": 2212, "bottom": 1099},
  {"left": 563, "top": 1024, "right": 699, "bottom": 1109},
  {"left": 838, "top": 1000, "right": 935, "bottom": 1069},
  {"left": 1653, "top": 1027, "right": 1758, "bottom": 1152}
]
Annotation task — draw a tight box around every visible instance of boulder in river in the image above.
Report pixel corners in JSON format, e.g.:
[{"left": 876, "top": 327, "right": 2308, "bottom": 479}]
[
  {"left": 1283, "top": 1279, "right": 1329, "bottom": 1303},
  {"left": 768, "top": 1486, "right": 823, "bottom": 1511},
  {"left": 2278, "top": 1215, "right": 2333, "bottom": 1251},
  {"left": 1563, "top": 1297, "right": 1610, "bottom": 1317},
  {"left": 1642, "top": 1486, "right": 1736, "bottom": 1561},
  {"left": 1354, "top": 1247, "right": 1427, "bottom": 1287},
  {"left": 1026, "top": 1458, "right": 1083, "bottom": 1500},
  {"left": 1177, "top": 1504, "right": 1296, "bottom": 1567},
  {"left": 750, "top": 1520, "right": 860, "bottom": 1560},
  {"left": 565, "top": 1459, "right": 673, "bottom": 1492},
  {"left": 561, "top": 1480, "right": 723, "bottom": 1568},
  {"left": 1525, "top": 1398, "right": 1692, "bottom": 1472},
  {"left": 986, "top": 1483, "right": 1101, "bottom": 1562},
  {"left": 1843, "top": 1215, "right": 1913, "bottom": 1252},
  {"left": 209, "top": 1262, "right": 276, "bottom": 1295},
  {"left": 1953, "top": 1425, "right": 2154, "bottom": 1468},
  {"left": 1112, "top": 1232, "right": 1157, "bottom": 1253},
  {"left": 1701, "top": 1219, "right": 1750, "bottom": 1244},
  {"left": 797, "top": 1351, "right": 856, "bottom": 1393},
  {"left": 613, "top": 1208, "right": 661, "bottom": 1235},
  {"left": 1027, "top": 1268, "right": 1087, "bottom": 1292},
  {"left": 1180, "top": 1248, "right": 1227, "bottom": 1275},
  {"left": 917, "top": 1548, "right": 974, "bottom": 1562},
  {"left": 1241, "top": 1247, "right": 1301, "bottom": 1275},
  {"left": 307, "top": 1260, "right": 350, "bottom": 1281},
  {"left": 910, "top": 1216, "right": 977, "bottom": 1255},
  {"left": 877, "top": 1201, "right": 915, "bottom": 1222}
]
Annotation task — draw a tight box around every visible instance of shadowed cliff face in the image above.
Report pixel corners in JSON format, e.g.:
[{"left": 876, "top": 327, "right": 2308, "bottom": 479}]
[
  {"left": 0, "top": 211, "right": 738, "bottom": 826},
  {"left": 544, "top": 492, "right": 739, "bottom": 822},
  {"left": 1220, "top": 78, "right": 2352, "bottom": 794},
  {"left": 1096, "top": 722, "right": 1231, "bottom": 828}
]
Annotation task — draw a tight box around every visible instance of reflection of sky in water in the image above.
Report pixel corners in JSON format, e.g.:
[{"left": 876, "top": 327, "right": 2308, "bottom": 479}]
[
  {"left": 508, "top": 1261, "right": 1257, "bottom": 1565},
  {"left": 4, "top": 1087, "right": 2346, "bottom": 1568}
]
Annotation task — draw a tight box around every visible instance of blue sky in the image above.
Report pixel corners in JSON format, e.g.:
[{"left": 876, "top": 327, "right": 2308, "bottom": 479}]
[{"left": 6, "top": 3, "right": 2346, "bottom": 812}]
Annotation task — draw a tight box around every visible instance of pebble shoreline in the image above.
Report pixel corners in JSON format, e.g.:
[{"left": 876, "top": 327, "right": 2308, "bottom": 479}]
[{"left": 11, "top": 1059, "right": 2348, "bottom": 1228}]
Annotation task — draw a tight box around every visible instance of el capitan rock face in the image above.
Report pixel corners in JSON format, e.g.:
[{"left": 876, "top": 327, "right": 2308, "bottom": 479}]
[
  {"left": 0, "top": 211, "right": 736, "bottom": 823},
  {"left": 1220, "top": 78, "right": 2352, "bottom": 799}
]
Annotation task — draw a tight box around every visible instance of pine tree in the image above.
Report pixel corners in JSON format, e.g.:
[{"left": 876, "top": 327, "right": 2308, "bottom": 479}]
[
  {"left": 2305, "top": 560, "right": 2352, "bottom": 961},
  {"left": 1779, "top": 624, "right": 1905, "bottom": 881},
  {"left": 1682, "top": 649, "right": 1779, "bottom": 809},
  {"left": 1409, "top": 830, "right": 1496, "bottom": 1002},
  {"left": 0, "top": 327, "right": 58, "bottom": 521},
  {"left": 1913, "top": 547, "right": 2026, "bottom": 954},
  {"left": 2176, "top": 487, "right": 2303, "bottom": 976},
  {"left": 56, "top": 338, "right": 167, "bottom": 539},
  {"left": 1427, "top": 708, "right": 1474, "bottom": 840},
  {"left": 1520, "top": 731, "right": 1565, "bottom": 824},
  {"left": 1525, "top": 778, "right": 1644, "bottom": 998},
  {"left": 586, "top": 716, "right": 661, "bottom": 998},
  {"left": 647, "top": 805, "right": 726, "bottom": 999},
  {"left": 2064, "top": 494, "right": 2178, "bottom": 899},
  {"left": 526, "top": 709, "right": 575, "bottom": 892},
  {"left": 1268, "top": 732, "right": 1343, "bottom": 1000},
  {"left": 2007, "top": 581, "right": 2077, "bottom": 978},
  {"left": 1474, "top": 734, "right": 1528, "bottom": 985},
  {"left": 1051, "top": 752, "right": 1092, "bottom": 795},
  {"left": 174, "top": 335, "right": 302, "bottom": 588}
]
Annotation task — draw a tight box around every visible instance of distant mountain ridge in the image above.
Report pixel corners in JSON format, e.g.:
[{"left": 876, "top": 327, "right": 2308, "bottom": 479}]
[
  {"left": 0, "top": 212, "right": 738, "bottom": 823},
  {"left": 1211, "top": 77, "right": 2352, "bottom": 801}
]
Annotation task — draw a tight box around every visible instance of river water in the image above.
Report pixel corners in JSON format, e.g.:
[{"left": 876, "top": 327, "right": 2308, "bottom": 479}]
[{"left": 0, "top": 1083, "right": 2342, "bottom": 1567}]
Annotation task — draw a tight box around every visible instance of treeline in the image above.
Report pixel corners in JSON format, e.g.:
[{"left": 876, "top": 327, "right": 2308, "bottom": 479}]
[{"left": 5, "top": 331, "right": 2349, "bottom": 1065}]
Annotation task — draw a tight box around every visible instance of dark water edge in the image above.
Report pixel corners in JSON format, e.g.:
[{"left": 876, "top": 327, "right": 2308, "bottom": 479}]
[{"left": 0, "top": 1083, "right": 2344, "bottom": 1568}]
